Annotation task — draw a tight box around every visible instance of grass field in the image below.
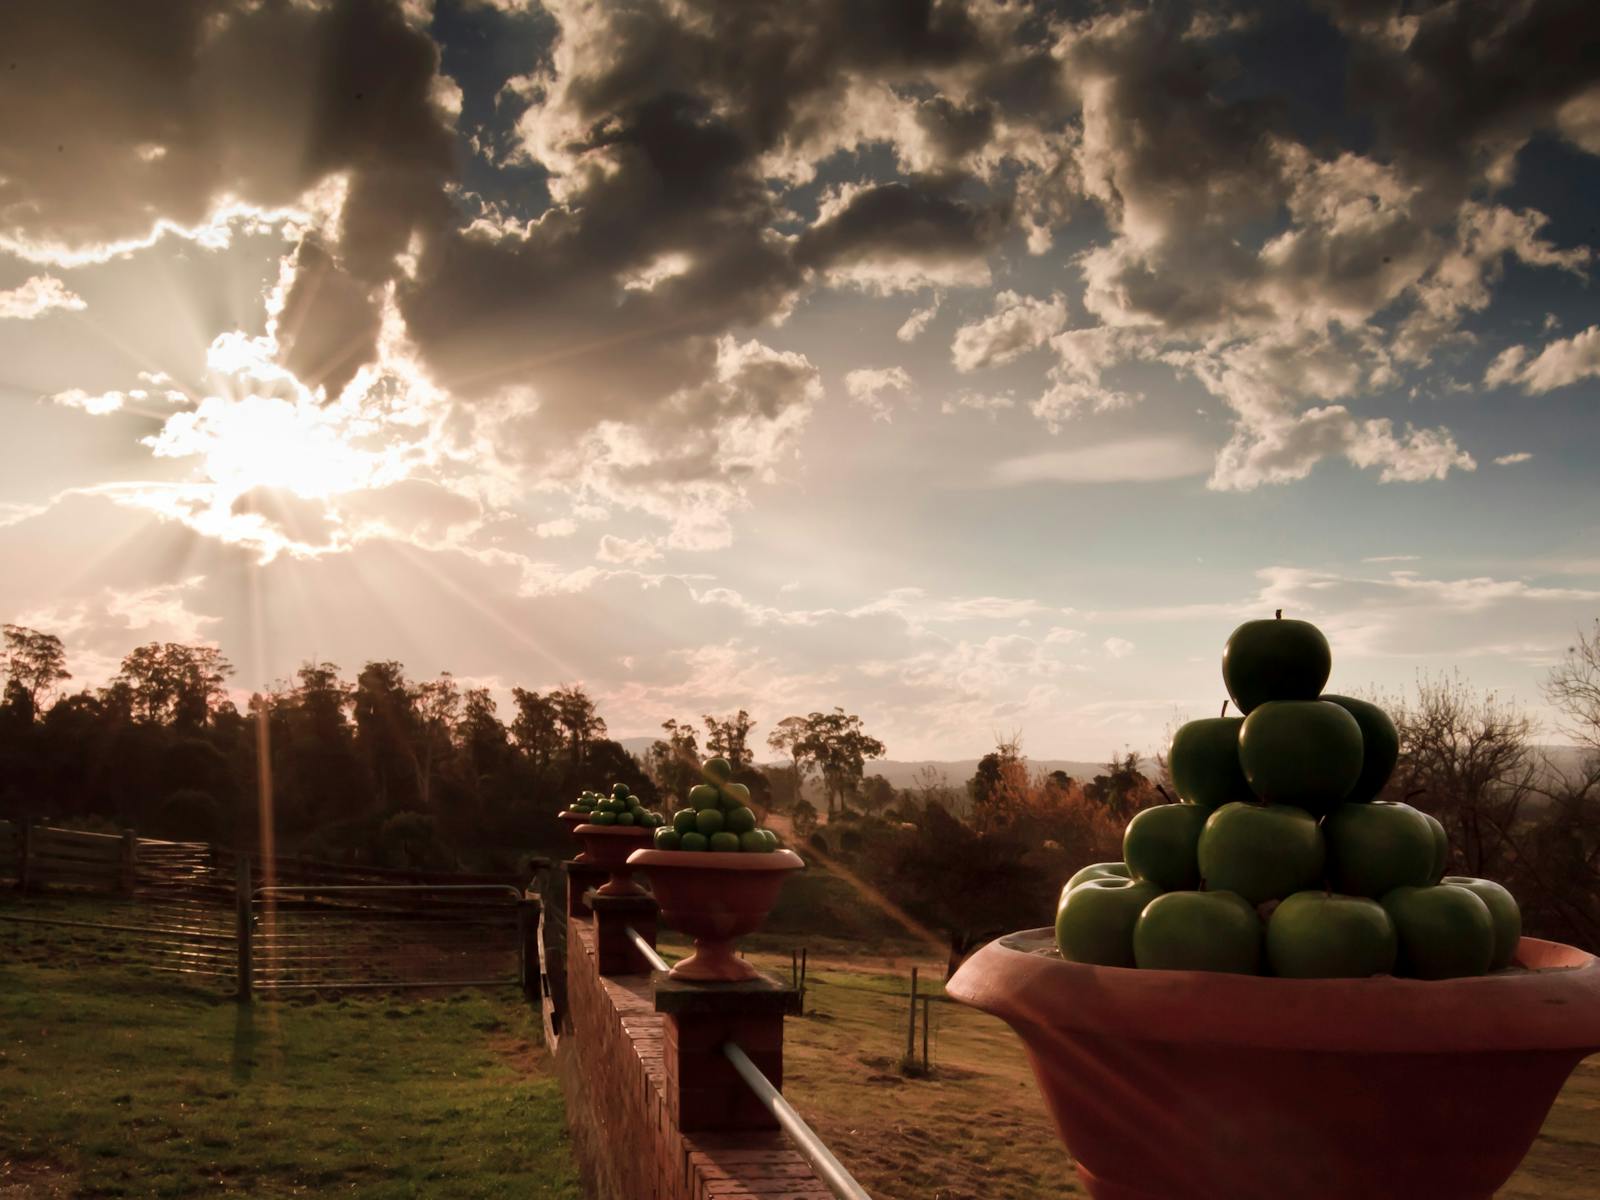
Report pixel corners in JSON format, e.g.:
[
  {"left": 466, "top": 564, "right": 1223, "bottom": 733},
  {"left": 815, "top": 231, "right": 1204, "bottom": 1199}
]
[
  {"left": 0, "top": 914, "right": 579, "bottom": 1199},
  {"left": 701, "top": 940, "right": 1600, "bottom": 1200}
]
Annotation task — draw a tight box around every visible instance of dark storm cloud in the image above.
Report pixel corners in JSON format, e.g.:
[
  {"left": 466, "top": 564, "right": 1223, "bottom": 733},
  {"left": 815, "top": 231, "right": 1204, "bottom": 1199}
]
[
  {"left": 1329, "top": 0, "right": 1600, "bottom": 210},
  {"left": 794, "top": 179, "right": 1012, "bottom": 278},
  {"left": 0, "top": 0, "right": 453, "bottom": 264},
  {"left": 277, "top": 238, "right": 383, "bottom": 399}
]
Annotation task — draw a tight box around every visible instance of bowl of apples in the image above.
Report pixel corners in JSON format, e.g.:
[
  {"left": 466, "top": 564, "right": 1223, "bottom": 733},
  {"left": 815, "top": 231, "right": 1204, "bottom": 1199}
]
[
  {"left": 948, "top": 613, "right": 1600, "bottom": 1200},
  {"left": 574, "top": 783, "right": 666, "bottom": 898},
  {"left": 626, "top": 757, "right": 803, "bottom": 981},
  {"left": 559, "top": 790, "right": 605, "bottom": 860}
]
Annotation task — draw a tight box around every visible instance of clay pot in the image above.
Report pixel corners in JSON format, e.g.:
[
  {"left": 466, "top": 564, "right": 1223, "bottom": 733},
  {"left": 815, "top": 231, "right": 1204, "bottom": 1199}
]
[
  {"left": 626, "top": 848, "right": 804, "bottom": 982},
  {"left": 947, "top": 928, "right": 1600, "bottom": 1200},
  {"left": 573, "top": 824, "right": 654, "bottom": 896},
  {"left": 557, "top": 811, "right": 591, "bottom": 861}
]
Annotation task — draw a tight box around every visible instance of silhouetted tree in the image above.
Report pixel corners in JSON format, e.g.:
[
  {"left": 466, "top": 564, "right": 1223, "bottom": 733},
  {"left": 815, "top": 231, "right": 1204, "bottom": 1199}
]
[
  {"left": 777, "top": 708, "right": 885, "bottom": 817},
  {"left": 703, "top": 709, "right": 755, "bottom": 769},
  {"left": 3, "top": 624, "right": 70, "bottom": 714}
]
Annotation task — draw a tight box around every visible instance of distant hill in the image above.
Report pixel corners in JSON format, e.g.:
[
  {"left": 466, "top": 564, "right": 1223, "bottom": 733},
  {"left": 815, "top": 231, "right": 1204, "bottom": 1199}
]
[{"left": 616, "top": 735, "right": 1147, "bottom": 800}]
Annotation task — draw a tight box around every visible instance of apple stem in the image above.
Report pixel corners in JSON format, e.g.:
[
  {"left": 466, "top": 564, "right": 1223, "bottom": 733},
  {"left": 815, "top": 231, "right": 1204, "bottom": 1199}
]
[
  {"left": 1220, "top": 700, "right": 1228, "bottom": 718},
  {"left": 1155, "top": 784, "right": 1175, "bottom": 805},
  {"left": 1275, "top": 609, "right": 1282, "bottom": 619}
]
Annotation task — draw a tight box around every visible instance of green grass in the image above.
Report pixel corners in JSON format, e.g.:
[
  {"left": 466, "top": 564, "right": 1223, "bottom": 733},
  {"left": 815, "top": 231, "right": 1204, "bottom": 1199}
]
[{"left": 0, "top": 926, "right": 580, "bottom": 1198}]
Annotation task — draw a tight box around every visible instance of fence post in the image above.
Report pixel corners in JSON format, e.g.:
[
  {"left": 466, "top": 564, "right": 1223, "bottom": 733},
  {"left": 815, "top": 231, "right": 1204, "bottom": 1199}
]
[
  {"left": 518, "top": 894, "right": 543, "bottom": 1002},
  {"left": 235, "top": 855, "right": 252, "bottom": 1004},
  {"left": 905, "top": 966, "right": 918, "bottom": 1066},
  {"left": 922, "top": 995, "right": 931, "bottom": 1072},
  {"left": 119, "top": 829, "right": 138, "bottom": 896},
  {"left": 18, "top": 821, "right": 33, "bottom": 894}
]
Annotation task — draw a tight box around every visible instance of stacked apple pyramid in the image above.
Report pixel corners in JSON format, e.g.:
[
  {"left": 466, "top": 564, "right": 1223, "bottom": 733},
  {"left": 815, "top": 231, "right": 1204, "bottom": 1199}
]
[
  {"left": 570, "top": 783, "right": 666, "bottom": 829},
  {"left": 653, "top": 757, "right": 781, "bottom": 853},
  {"left": 1055, "top": 612, "right": 1523, "bottom": 979}
]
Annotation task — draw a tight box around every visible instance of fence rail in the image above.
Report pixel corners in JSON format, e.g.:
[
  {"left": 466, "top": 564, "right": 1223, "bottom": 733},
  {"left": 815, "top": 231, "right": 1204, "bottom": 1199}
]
[{"left": 3, "top": 821, "right": 542, "bottom": 997}]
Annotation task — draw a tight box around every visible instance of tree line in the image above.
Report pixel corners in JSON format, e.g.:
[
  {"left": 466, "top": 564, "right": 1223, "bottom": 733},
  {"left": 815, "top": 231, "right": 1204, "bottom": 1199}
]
[
  {"left": 0, "top": 626, "right": 890, "bottom": 874},
  {"left": 4, "top": 619, "right": 1598, "bottom": 961}
]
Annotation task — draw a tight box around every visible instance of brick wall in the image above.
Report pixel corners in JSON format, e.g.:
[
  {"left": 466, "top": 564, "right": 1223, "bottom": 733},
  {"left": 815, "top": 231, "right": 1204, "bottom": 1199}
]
[{"left": 556, "top": 919, "right": 833, "bottom": 1199}]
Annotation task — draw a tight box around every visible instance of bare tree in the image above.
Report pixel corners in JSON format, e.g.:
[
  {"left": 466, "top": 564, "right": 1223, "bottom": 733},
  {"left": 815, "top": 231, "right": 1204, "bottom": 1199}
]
[
  {"left": 1546, "top": 619, "right": 1600, "bottom": 755},
  {"left": 1386, "top": 672, "right": 1535, "bottom": 881}
]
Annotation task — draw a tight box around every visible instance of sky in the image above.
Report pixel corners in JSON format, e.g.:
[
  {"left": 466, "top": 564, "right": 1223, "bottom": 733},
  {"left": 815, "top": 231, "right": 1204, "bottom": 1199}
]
[{"left": 1, "top": 0, "right": 1598, "bottom": 761}]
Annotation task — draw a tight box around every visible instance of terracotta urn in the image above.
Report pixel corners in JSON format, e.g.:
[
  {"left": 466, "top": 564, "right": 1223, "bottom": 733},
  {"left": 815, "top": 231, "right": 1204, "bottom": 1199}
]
[
  {"left": 626, "top": 848, "right": 804, "bottom": 982},
  {"left": 573, "top": 824, "right": 654, "bottom": 897},
  {"left": 557, "top": 811, "right": 591, "bottom": 861},
  {"left": 947, "top": 928, "right": 1600, "bottom": 1200}
]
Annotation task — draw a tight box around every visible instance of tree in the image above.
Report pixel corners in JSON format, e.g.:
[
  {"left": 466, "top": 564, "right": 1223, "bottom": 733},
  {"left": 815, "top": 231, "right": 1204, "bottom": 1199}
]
[
  {"left": 2, "top": 625, "right": 70, "bottom": 715},
  {"left": 510, "top": 688, "right": 562, "bottom": 770},
  {"left": 703, "top": 710, "right": 755, "bottom": 769},
  {"left": 1082, "top": 751, "right": 1158, "bottom": 822},
  {"left": 1386, "top": 672, "right": 1535, "bottom": 880},
  {"left": 780, "top": 708, "right": 886, "bottom": 817},
  {"left": 116, "top": 643, "right": 233, "bottom": 727},
  {"left": 412, "top": 673, "right": 461, "bottom": 813},
  {"left": 767, "top": 715, "right": 809, "bottom": 775},
  {"left": 353, "top": 660, "right": 419, "bottom": 811},
  {"left": 646, "top": 718, "right": 702, "bottom": 803},
  {"left": 551, "top": 684, "right": 606, "bottom": 764},
  {"left": 1547, "top": 620, "right": 1600, "bottom": 754}
]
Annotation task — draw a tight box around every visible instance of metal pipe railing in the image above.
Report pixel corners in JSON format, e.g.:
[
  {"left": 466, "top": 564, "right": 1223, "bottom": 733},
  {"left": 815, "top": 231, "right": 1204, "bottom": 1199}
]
[
  {"left": 625, "top": 925, "right": 669, "bottom": 973},
  {"left": 723, "top": 1041, "right": 873, "bottom": 1200}
]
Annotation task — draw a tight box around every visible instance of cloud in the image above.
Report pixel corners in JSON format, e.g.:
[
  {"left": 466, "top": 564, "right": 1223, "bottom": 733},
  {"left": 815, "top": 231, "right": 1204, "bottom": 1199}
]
[
  {"left": 1493, "top": 451, "right": 1533, "bottom": 466},
  {"left": 950, "top": 290, "right": 1069, "bottom": 372},
  {"left": 597, "top": 535, "right": 661, "bottom": 566},
  {"left": 941, "top": 389, "right": 1015, "bottom": 417},
  {"left": 844, "top": 367, "right": 914, "bottom": 423},
  {"left": 1485, "top": 325, "right": 1600, "bottom": 394},
  {"left": 1210, "top": 405, "right": 1476, "bottom": 491},
  {"left": 897, "top": 294, "right": 942, "bottom": 342},
  {"left": 989, "top": 437, "right": 1212, "bottom": 485},
  {"left": 1104, "top": 637, "right": 1135, "bottom": 659},
  {"left": 0, "top": 275, "right": 86, "bottom": 320}
]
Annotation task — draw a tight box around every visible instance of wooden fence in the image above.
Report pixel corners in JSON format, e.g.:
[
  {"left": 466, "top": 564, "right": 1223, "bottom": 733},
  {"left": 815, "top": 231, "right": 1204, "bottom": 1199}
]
[{"left": 0, "top": 820, "right": 546, "bottom": 998}]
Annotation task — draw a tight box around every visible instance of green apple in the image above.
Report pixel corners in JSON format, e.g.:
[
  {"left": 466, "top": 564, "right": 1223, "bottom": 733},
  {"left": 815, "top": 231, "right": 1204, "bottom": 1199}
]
[
  {"left": 654, "top": 828, "right": 681, "bottom": 851},
  {"left": 613, "top": 783, "right": 630, "bottom": 799},
  {"left": 591, "top": 812, "right": 616, "bottom": 826},
  {"left": 721, "top": 781, "right": 752, "bottom": 807},
  {"left": 672, "top": 808, "right": 698, "bottom": 835},
  {"left": 1167, "top": 716, "right": 1250, "bottom": 809},
  {"left": 725, "top": 806, "right": 758, "bottom": 834},
  {"left": 709, "top": 831, "right": 740, "bottom": 852},
  {"left": 759, "top": 829, "right": 779, "bottom": 850},
  {"left": 738, "top": 830, "right": 770, "bottom": 852},
  {"left": 1421, "top": 812, "right": 1448, "bottom": 883},
  {"left": 1198, "top": 802, "right": 1325, "bottom": 906},
  {"left": 1443, "top": 877, "right": 1522, "bottom": 970},
  {"left": 689, "top": 783, "right": 720, "bottom": 808},
  {"left": 1222, "top": 611, "right": 1332, "bottom": 714},
  {"left": 1381, "top": 885, "right": 1495, "bottom": 979},
  {"left": 694, "top": 808, "right": 725, "bottom": 836},
  {"left": 1322, "top": 695, "right": 1399, "bottom": 803},
  {"left": 703, "top": 757, "right": 735, "bottom": 783},
  {"left": 679, "top": 832, "right": 708, "bottom": 852},
  {"left": 1123, "top": 804, "right": 1207, "bottom": 891},
  {"left": 615, "top": 812, "right": 636, "bottom": 826},
  {"left": 1238, "top": 700, "right": 1364, "bottom": 815},
  {"left": 1324, "top": 801, "right": 1436, "bottom": 899},
  {"left": 1133, "top": 890, "right": 1261, "bottom": 974},
  {"left": 1055, "top": 878, "right": 1163, "bottom": 968},
  {"left": 1065, "top": 862, "right": 1131, "bottom": 893},
  {"left": 1265, "top": 891, "right": 1397, "bottom": 978}
]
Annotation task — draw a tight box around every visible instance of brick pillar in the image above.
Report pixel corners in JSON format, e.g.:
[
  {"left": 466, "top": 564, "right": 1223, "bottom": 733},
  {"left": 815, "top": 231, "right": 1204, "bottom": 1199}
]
[
  {"left": 565, "top": 858, "right": 609, "bottom": 917},
  {"left": 589, "top": 892, "right": 659, "bottom": 976},
  {"left": 655, "top": 975, "right": 800, "bottom": 1133}
]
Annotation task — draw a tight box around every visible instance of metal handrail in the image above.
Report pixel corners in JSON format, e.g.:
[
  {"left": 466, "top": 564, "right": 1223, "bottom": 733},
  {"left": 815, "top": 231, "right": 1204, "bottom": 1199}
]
[
  {"left": 723, "top": 1041, "right": 872, "bottom": 1200},
  {"left": 625, "top": 925, "right": 669, "bottom": 973}
]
